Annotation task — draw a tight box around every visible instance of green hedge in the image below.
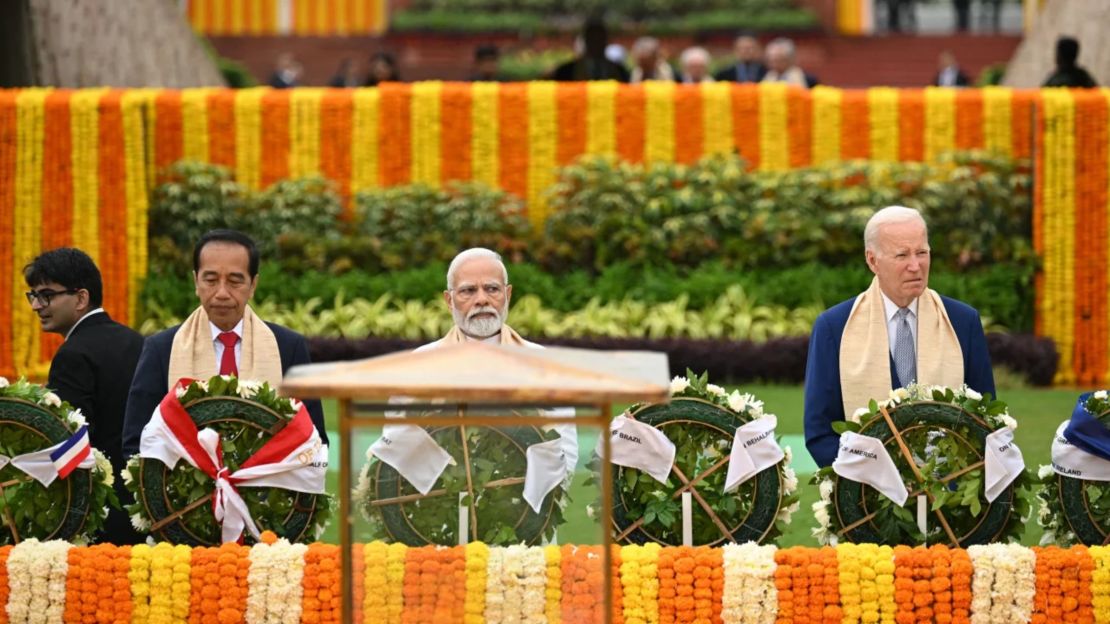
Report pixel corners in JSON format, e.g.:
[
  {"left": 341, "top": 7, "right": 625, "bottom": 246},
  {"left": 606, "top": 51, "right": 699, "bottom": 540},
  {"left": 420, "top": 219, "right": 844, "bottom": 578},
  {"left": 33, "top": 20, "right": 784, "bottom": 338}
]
[{"left": 139, "top": 261, "right": 1033, "bottom": 333}]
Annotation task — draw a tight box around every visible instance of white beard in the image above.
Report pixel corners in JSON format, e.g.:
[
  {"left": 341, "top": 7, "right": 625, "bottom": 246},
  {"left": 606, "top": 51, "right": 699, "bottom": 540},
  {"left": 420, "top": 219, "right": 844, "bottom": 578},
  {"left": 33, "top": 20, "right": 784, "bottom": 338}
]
[{"left": 453, "top": 304, "right": 504, "bottom": 339}]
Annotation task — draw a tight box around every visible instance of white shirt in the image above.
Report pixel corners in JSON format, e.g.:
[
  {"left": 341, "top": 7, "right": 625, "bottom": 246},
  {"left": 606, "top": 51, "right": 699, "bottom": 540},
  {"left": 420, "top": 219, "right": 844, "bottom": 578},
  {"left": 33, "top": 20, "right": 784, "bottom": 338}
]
[
  {"left": 65, "top": 308, "right": 104, "bottom": 340},
  {"left": 881, "top": 292, "right": 918, "bottom": 358},
  {"left": 209, "top": 319, "right": 243, "bottom": 371}
]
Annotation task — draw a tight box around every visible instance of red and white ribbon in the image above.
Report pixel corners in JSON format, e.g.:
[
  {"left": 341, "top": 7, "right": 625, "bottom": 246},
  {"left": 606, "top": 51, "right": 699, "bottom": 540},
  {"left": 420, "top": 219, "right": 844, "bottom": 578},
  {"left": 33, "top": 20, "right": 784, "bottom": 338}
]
[{"left": 139, "top": 378, "right": 327, "bottom": 543}]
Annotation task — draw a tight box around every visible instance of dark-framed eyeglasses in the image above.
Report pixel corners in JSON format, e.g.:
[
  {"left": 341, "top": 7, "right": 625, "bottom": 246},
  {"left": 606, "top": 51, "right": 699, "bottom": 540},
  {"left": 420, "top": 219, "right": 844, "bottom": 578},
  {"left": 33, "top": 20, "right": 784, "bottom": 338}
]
[{"left": 25, "top": 288, "right": 79, "bottom": 306}]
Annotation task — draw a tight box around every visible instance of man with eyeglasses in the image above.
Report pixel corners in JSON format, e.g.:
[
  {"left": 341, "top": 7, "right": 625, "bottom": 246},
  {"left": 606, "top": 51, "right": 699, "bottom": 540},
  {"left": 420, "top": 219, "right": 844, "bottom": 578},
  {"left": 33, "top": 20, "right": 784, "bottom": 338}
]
[
  {"left": 413, "top": 247, "right": 578, "bottom": 478},
  {"left": 121, "top": 229, "right": 327, "bottom": 458},
  {"left": 24, "top": 247, "right": 144, "bottom": 544}
]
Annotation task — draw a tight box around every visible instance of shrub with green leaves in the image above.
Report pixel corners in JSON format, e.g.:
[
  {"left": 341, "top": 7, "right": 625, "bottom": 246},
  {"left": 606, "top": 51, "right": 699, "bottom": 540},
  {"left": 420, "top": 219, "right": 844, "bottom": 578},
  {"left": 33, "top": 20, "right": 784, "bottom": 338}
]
[{"left": 538, "top": 153, "right": 1033, "bottom": 274}]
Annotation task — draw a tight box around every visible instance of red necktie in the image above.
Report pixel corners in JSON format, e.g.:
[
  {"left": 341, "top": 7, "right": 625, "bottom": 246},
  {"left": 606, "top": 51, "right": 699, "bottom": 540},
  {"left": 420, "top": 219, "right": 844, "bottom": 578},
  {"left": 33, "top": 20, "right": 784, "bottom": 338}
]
[{"left": 218, "top": 331, "right": 239, "bottom": 376}]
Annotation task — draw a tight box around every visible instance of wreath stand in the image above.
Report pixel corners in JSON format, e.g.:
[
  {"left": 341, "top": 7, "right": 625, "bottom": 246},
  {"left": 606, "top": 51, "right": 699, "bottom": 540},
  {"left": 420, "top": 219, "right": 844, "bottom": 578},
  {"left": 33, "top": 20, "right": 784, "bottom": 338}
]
[{"left": 282, "top": 342, "right": 671, "bottom": 624}]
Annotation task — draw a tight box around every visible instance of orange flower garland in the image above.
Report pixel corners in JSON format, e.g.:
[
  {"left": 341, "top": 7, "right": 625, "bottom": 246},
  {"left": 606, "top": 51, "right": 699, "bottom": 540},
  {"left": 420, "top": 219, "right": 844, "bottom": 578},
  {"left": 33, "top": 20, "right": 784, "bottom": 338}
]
[
  {"left": 1030, "top": 546, "right": 1094, "bottom": 623},
  {"left": 402, "top": 545, "right": 465, "bottom": 623},
  {"left": 555, "top": 83, "right": 586, "bottom": 166},
  {"left": 259, "top": 89, "right": 290, "bottom": 187},
  {"left": 787, "top": 86, "right": 813, "bottom": 168},
  {"left": 673, "top": 84, "right": 702, "bottom": 165},
  {"left": 954, "top": 90, "right": 984, "bottom": 151},
  {"left": 498, "top": 83, "right": 529, "bottom": 202},
  {"left": 153, "top": 91, "right": 183, "bottom": 174},
  {"left": 841, "top": 89, "right": 870, "bottom": 160},
  {"left": 950, "top": 546, "right": 974, "bottom": 623},
  {"left": 303, "top": 543, "right": 340, "bottom": 624},
  {"left": 562, "top": 545, "right": 604, "bottom": 624},
  {"left": 0, "top": 545, "right": 10, "bottom": 624},
  {"left": 64, "top": 544, "right": 95, "bottom": 622},
  {"left": 897, "top": 89, "right": 925, "bottom": 163},
  {"left": 319, "top": 89, "right": 353, "bottom": 214},
  {"left": 732, "top": 84, "right": 760, "bottom": 169},
  {"left": 207, "top": 90, "right": 236, "bottom": 168},
  {"left": 0, "top": 91, "right": 16, "bottom": 378},
  {"left": 98, "top": 91, "right": 131, "bottom": 323},
  {"left": 927, "top": 546, "right": 955, "bottom": 624},
  {"left": 440, "top": 83, "right": 474, "bottom": 184},
  {"left": 378, "top": 83, "right": 411, "bottom": 187},
  {"left": 616, "top": 85, "right": 646, "bottom": 164}
]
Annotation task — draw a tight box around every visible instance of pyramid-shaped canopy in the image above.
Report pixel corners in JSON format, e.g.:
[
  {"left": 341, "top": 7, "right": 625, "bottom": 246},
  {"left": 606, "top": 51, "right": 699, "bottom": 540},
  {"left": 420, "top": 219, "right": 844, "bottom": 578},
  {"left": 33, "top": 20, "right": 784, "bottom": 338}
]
[{"left": 281, "top": 343, "right": 670, "bottom": 405}]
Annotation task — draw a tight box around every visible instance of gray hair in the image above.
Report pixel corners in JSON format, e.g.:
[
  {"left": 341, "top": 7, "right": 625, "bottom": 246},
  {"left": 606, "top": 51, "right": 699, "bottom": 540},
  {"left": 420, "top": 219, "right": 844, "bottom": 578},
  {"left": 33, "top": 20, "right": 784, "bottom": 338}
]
[
  {"left": 680, "top": 46, "right": 711, "bottom": 68},
  {"left": 864, "top": 206, "right": 928, "bottom": 253},
  {"left": 766, "top": 37, "right": 796, "bottom": 61},
  {"left": 446, "top": 248, "right": 508, "bottom": 290}
]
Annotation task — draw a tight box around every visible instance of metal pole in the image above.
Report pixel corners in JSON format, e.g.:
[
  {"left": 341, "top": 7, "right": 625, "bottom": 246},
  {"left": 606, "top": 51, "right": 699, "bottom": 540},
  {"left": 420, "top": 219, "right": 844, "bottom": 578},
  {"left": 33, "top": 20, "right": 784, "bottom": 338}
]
[
  {"left": 599, "top": 403, "right": 614, "bottom": 623},
  {"left": 338, "top": 397, "right": 354, "bottom": 624}
]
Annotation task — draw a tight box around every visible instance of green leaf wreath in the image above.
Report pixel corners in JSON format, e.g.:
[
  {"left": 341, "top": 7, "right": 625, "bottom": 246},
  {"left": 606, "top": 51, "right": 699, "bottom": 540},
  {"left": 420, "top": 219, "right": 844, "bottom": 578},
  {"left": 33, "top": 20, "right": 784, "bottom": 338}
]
[
  {"left": 0, "top": 377, "right": 118, "bottom": 545},
  {"left": 1036, "top": 390, "right": 1110, "bottom": 546},
  {"left": 812, "top": 383, "right": 1031, "bottom": 547},
  {"left": 123, "top": 375, "right": 331, "bottom": 545},
  {"left": 355, "top": 417, "right": 568, "bottom": 546},
  {"left": 594, "top": 370, "right": 799, "bottom": 546}
]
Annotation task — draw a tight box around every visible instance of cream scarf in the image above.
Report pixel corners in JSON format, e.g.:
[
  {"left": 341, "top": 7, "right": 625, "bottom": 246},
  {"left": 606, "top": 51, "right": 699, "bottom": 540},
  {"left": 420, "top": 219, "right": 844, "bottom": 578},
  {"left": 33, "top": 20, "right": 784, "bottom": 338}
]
[
  {"left": 439, "top": 324, "right": 530, "bottom": 346},
  {"left": 838, "top": 277, "right": 964, "bottom": 419},
  {"left": 167, "top": 305, "right": 283, "bottom": 390}
]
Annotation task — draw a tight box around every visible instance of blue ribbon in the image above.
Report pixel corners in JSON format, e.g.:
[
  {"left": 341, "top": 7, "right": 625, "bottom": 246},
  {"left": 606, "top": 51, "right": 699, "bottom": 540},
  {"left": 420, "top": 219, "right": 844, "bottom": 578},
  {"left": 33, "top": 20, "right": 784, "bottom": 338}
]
[{"left": 1062, "top": 392, "right": 1110, "bottom": 461}]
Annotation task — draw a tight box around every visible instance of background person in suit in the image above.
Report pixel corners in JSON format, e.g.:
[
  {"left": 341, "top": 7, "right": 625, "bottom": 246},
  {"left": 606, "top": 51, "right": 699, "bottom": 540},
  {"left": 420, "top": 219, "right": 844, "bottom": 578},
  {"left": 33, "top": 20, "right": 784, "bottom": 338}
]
[
  {"left": 122, "top": 229, "right": 327, "bottom": 457},
  {"left": 24, "top": 247, "right": 144, "bottom": 544},
  {"left": 803, "top": 206, "right": 995, "bottom": 467},
  {"left": 713, "top": 33, "right": 765, "bottom": 83}
]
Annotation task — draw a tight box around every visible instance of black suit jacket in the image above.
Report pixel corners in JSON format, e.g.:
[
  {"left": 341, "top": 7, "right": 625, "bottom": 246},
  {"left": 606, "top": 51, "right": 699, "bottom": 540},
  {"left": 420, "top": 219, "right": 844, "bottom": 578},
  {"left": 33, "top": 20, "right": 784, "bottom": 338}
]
[
  {"left": 122, "top": 321, "right": 328, "bottom": 457},
  {"left": 47, "top": 311, "right": 144, "bottom": 544}
]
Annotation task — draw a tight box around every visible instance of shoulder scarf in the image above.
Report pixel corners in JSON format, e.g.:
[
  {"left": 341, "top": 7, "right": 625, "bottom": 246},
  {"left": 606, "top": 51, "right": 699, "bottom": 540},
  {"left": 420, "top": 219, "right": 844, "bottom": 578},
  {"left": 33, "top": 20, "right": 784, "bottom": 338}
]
[
  {"left": 838, "top": 277, "right": 964, "bottom": 419},
  {"left": 438, "top": 323, "right": 530, "bottom": 347},
  {"left": 167, "top": 305, "right": 283, "bottom": 390}
]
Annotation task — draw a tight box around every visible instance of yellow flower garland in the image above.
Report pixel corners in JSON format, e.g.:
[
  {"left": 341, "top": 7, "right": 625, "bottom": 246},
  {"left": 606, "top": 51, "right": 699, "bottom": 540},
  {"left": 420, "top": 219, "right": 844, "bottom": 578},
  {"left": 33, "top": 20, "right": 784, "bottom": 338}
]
[
  {"left": 147, "top": 543, "right": 176, "bottom": 624},
  {"left": 544, "top": 544, "right": 563, "bottom": 624},
  {"left": 362, "top": 541, "right": 390, "bottom": 623},
  {"left": 289, "top": 88, "right": 323, "bottom": 177},
  {"left": 645, "top": 81, "right": 676, "bottom": 163},
  {"left": 527, "top": 81, "right": 557, "bottom": 229},
  {"left": 620, "top": 543, "right": 662, "bottom": 624},
  {"left": 1090, "top": 545, "right": 1110, "bottom": 623},
  {"left": 121, "top": 90, "right": 151, "bottom": 325},
  {"left": 982, "top": 86, "right": 1013, "bottom": 157},
  {"left": 811, "top": 85, "right": 842, "bottom": 165},
  {"left": 471, "top": 82, "right": 500, "bottom": 189},
  {"left": 1040, "top": 89, "right": 1077, "bottom": 384},
  {"left": 464, "top": 541, "right": 490, "bottom": 624},
  {"left": 759, "top": 82, "right": 789, "bottom": 171},
  {"left": 702, "top": 82, "right": 734, "bottom": 158},
  {"left": 867, "top": 87, "right": 900, "bottom": 162},
  {"left": 586, "top": 81, "right": 617, "bottom": 157},
  {"left": 351, "top": 88, "right": 381, "bottom": 193},
  {"left": 180, "top": 88, "right": 211, "bottom": 163},
  {"left": 923, "top": 86, "right": 956, "bottom": 162},
  {"left": 130, "top": 543, "right": 153, "bottom": 623},
  {"left": 235, "top": 88, "right": 265, "bottom": 190},
  {"left": 410, "top": 81, "right": 443, "bottom": 187},
  {"left": 70, "top": 88, "right": 104, "bottom": 266},
  {"left": 385, "top": 542, "right": 407, "bottom": 623},
  {"left": 13, "top": 89, "right": 48, "bottom": 374}
]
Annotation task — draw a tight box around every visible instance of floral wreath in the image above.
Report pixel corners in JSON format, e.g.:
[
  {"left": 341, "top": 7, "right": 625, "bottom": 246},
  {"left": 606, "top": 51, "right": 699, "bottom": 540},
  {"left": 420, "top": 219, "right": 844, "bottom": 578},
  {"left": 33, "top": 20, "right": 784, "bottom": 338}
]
[
  {"left": 597, "top": 370, "right": 798, "bottom": 546},
  {"left": 0, "top": 376, "right": 117, "bottom": 545},
  {"left": 123, "top": 375, "right": 331, "bottom": 545},
  {"left": 1036, "top": 390, "right": 1110, "bottom": 546},
  {"left": 812, "top": 383, "right": 1031, "bottom": 547},
  {"left": 354, "top": 415, "right": 569, "bottom": 546}
]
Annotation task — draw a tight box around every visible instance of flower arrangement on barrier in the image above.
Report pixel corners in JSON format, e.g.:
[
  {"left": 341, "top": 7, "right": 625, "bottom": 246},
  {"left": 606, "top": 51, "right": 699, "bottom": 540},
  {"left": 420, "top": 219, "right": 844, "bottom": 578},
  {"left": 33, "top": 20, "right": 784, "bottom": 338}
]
[
  {"left": 0, "top": 377, "right": 117, "bottom": 545},
  {"left": 599, "top": 371, "right": 798, "bottom": 546},
  {"left": 1036, "top": 390, "right": 1110, "bottom": 546},
  {"left": 122, "top": 375, "right": 331, "bottom": 546},
  {"left": 0, "top": 538, "right": 1106, "bottom": 623},
  {"left": 812, "top": 383, "right": 1031, "bottom": 547}
]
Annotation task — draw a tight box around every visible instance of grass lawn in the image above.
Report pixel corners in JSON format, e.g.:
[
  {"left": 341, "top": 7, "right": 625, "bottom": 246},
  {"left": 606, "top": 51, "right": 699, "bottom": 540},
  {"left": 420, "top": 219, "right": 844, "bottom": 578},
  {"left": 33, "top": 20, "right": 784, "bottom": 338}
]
[{"left": 319, "top": 383, "right": 1082, "bottom": 546}]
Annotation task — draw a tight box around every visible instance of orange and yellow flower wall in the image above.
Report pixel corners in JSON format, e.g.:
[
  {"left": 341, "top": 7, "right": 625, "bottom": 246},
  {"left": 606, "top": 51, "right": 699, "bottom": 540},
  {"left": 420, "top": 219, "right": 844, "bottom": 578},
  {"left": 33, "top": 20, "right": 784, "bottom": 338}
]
[{"left": 0, "top": 84, "right": 1105, "bottom": 385}]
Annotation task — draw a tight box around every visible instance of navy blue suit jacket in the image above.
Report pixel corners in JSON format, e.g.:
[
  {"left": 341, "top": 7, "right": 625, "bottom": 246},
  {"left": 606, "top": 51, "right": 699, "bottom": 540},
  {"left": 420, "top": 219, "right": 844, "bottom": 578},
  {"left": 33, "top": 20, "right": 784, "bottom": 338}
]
[
  {"left": 803, "top": 294, "right": 995, "bottom": 467},
  {"left": 122, "top": 322, "right": 328, "bottom": 456}
]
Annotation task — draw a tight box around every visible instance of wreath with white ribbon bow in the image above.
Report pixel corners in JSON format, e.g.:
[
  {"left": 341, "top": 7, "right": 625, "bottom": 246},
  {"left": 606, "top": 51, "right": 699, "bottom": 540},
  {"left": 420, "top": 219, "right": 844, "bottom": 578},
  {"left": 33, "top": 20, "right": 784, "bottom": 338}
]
[
  {"left": 598, "top": 371, "right": 798, "bottom": 546},
  {"left": 1036, "top": 390, "right": 1110, "bottom": 546},
  {"left": 0, "top": 377, "right": 117, "bottom": 545},
  {"left": 123, "top": 376, "right": 330, "bottom": 545},
  {"left": 813, "top": 384, "right": 1030, "bottom": 547}
]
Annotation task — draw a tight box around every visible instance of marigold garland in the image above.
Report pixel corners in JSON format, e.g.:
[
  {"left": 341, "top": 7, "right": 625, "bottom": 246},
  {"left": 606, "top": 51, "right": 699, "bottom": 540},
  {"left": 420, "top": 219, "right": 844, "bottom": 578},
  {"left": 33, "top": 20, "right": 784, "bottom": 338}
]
[
  {"left": 702, "top": 82, "right": 734, "bottom": 159},
  {"left": 622, "top": 543, "right": 662, "bottom": 624},
  {"left": 897, "top": 89, "right": 926, "bottom": 162},
  {"left": 787, "top": 86, "right": 813, "bottom": 168},
  {"left": 1089, "top": 545, "right": 1110, "bottom": 623},
  {"left": 868, "top": 88, "right": 900, "bottom": 162},
  {"left": 616, "top": 84, "right": 646, "bottom": 164},
  {"left": 811, "top": 86, "right": 843, "bottom": 165},
  {"left": 259, "top": 89, "right": 290, "bottom": 187},
  {"left": 181, "top": 88, "right": 211, "bottom": 163},
  {"left": 463, "top": 541, "right": 489, "bottom": 624},
  {"left": 732, "top": 84, "right": 760, "bottom": 169},
  {"left": 562, "top": 545, "right": 604, "bottom": 624},
  {"left": 840, "top": 89, "right": 870, "bottom": 161},
  {"left": 924, "top": 87, "right": 956, "bottom": 162},
  {"left": 350, "top": 88, "right": 380, "bottom": 194},
  {"left": 98, "top": 91, "right": 131, "bottom": 323},
  {"left": 13, "top": 89, "right": 47, "bottom": 374},
  {"left": 234, "top": 88, "right": 264, "bottom": 191},
  {"left": 207, "top": 90, "right": 236, "bottom": 168},
  {"left": 982, "top": 86, "right": 1013, "bottom": 157},
  {"left": 555, "top": 82, "right": 587, "bottom": 166},
  {"left": 673, "top": 84, "right": 702, "bottom": 165},
  {"left": 289, "top": 88, "right": 323, "bottom": 178},
  {"left": 120, "top": 89, "right": 150, "bottom": 326},
  {"left": 498, "top": 83, "right": 529, "bottom": 201},
  {"left": 0, "top": 91, "right": 17, "bottom": 378},
  {"left": 439, "top": 83, "right": 474, "bottom": 183},
  {"left": 545, "top": 544, "right": 564, "bottom": 624},
  {"left": 470, "top": 82, "right": 500, "bottom": 189},
  {"left": 645, "top": 81, "right": 676, "bottom": 164},
  {"left": 527, "top": 81, "right": 557, "bottom": 228},
  {"left": 758, "top": 83, "right": 789, "bottom": 171},
  {"left": 586, "top": 81, "right": 618, "bottom": 158},
  {"left": 409, "top": 82, "right": 442, "bottom": 187}
]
